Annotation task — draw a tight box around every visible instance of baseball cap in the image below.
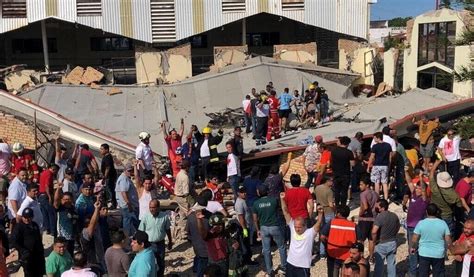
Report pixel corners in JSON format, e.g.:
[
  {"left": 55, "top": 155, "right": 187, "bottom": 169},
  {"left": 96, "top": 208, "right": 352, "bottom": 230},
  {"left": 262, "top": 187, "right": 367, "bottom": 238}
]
[
  {"left": 209, "top": 213, "right": 225, "bottom": 226},
  {"left": 82, "top": 182, "right": 94, "bottom": 190},
  {"left": 314, "top": 135, "right": 323, "bottom": 143},
  {"left": 22, "top": 207, "right": 34, "bottom": 218},
  {"left": 65, "top": 167, "right": 74, "bottom": 175},
  {"left": 125, "top": 163, "right": 134, "bottom": 171},
  {"left": 351, "top": 242, "right": 364, "bottom": 252},
  {"left": 238, "top": 186, "right": 246, "bottom": 193},
  {"left": 132, "top": 230, "right": 149, "bottom": 245}
]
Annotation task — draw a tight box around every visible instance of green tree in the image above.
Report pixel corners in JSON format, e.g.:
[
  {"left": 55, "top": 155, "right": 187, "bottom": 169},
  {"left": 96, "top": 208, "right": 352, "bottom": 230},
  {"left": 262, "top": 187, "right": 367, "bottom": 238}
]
[
  {"left": 451, "top": 0, "right": 474, "bottom": 82},
  {"left": 388, "top": 17, "right": 412, "bottom": 27}
]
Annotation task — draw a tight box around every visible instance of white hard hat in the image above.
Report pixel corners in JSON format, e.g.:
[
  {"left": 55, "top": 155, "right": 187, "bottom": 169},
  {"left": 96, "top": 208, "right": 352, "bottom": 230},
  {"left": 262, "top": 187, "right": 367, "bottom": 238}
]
[
  {"left": 12, "top": 142, "right": 24, "bottom": 153},
  {"left": 138, "top": 132, "right": 151, "bottom": 140}
]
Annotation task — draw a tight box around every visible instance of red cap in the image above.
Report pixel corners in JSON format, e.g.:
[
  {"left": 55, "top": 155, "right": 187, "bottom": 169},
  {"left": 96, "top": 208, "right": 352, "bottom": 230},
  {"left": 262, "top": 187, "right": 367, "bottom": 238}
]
[{"left": 315, "top": 135, "right": 323, "bottom": 143}]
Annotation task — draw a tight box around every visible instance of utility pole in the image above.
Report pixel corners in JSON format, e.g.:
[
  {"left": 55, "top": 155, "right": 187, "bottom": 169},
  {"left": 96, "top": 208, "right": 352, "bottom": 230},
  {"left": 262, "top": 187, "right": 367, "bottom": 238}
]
[{"left": 41, "top": 20, "right": 50, "bottom": 73}]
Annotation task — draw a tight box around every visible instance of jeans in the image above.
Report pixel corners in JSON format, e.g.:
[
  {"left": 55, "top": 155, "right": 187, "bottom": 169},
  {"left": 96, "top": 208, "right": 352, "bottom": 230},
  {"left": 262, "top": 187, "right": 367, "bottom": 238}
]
[
  {"left": 261, "top": 225, "right": 287, "bottom": 274},
  {"left": 201, "top": 157, "right": 210, "bottom": 181},
  {"left": 442, "top": 216, "right": 455, "bottom": 236},
  {"left": 189, "top": 165, "right": 197, "bottom": 186},
  {"left": 244, "top": 114, "right": 252, "bottom": 133},
  {"left": 152, "top": 240, "right": 166, "bottom": 277},
  {"left": 193, "top": 256, "right": 209, "bottom": 277},
  {"left": 327, "top": 256, "right": 343, "bottom": 277},
  {"left": 305, "top": 171, "right": 317, "bottom": 188},
  {"left": 251, "top": 116, "right": 257, "bottom": 137},
  {"left": 38, "top": 194, "right": 56, "bottom": 234},
  {"left": 333, "top": 175, "right": 350, "bottom": 206},
  {"left": 407, "top": 227, "right": 418, "bottom": 276},
  {"left": 120, "top": 207, "right": 139, "bottom": 237},
  {"left": 374, "top": 240, "right": 397, "bottom": 277},
  {"left": 419, "top": 256, "right": 445, "bottom": 277},
  {"left": 320, "top": 214, "right": 335, "bottom": 256},
  {"left": 228, "top": 175, "right": 240, "bottom": 199},
  {"left": 286, "top": 262, "right": 310, "bottom": 277},
  {"left": 255, "top": 117, "right": 268, "bottom": 142},
  {"left": 447, "top": 159, "right": 461, "bottom": 185},
  {"left": 104, "top": 177, "right": 117, "bottom": 207}
]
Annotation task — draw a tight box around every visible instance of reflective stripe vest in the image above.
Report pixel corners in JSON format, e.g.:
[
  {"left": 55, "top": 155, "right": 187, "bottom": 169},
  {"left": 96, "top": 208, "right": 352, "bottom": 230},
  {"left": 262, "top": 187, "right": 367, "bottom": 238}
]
[{"left": 327, "top": 218, "right": 357, "bottom": 260}]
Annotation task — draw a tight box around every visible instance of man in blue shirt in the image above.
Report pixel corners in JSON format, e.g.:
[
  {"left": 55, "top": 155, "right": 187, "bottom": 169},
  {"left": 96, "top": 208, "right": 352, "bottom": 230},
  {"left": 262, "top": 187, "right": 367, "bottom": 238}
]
[
  {"left": 129, "top": 230, "right": 157, "bottom": 277},
  {"left": 411, "top": 203, "right": 452, "bottom": 277},
  {"left": 277, "top": 88, "right": 294, "bottom": 133}
]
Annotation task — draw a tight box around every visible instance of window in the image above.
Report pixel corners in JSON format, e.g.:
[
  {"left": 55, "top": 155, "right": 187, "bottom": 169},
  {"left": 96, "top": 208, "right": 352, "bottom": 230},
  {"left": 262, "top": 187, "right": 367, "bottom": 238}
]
[
  {"left": 417, "top": 67, "right": 453, "bottom": 92},
  {"left": 2, "top": 0, "right": 27, "bottom": 18},
  {"left": 245, "top": 32, "right": 280, "bottom": 47},
  {"left": 282, "top": 0, "right": 304, "bottom": 10},
  {"left": 191, "top": 35, "right": 208, "bottom": 48},
  {"left": 90, "top": 37, "right": 134, "bottom": 51},
  {"left": 12, "top": 38, "right": 58, "bottom": 54},
  {"left": 222, "top": 0, "right": 246, "bottom": 12},
  {"left": 77, "top": 0, "right": 102, "bottom": 16},
  {"left": 418, "top": 21, "right": 456, "bottom": 68}
]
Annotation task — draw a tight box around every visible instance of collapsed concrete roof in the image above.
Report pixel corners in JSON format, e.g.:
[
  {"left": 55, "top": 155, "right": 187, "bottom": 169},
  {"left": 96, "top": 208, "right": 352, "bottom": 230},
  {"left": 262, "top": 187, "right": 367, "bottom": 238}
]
[
  {"left": 14, "top": 57, "right": 360, "bottom": 156},
  {"left": 7, "top": 56, "right": 472, "bottom": 159}
]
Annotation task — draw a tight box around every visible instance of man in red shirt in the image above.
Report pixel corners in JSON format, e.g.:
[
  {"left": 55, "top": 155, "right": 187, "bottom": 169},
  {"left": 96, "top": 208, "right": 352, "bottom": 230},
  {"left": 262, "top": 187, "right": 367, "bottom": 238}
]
[
  {"left": 449, "top": 219, "right": 474, "bottom": 276},
  {"left": 284, "top": 174, "right": 314, "bottom": 220},
  {"left": 11, "top": 143, "right": 39, "bottom": 182},
  {"left": 162, "top": 119, "right": 184, "bottom": 177},
  {"left": 39, "top": 164, "right": 59, "bottom": 235},
  {"left": 455, "top": 171, "right": 474, "bottom": 214}
]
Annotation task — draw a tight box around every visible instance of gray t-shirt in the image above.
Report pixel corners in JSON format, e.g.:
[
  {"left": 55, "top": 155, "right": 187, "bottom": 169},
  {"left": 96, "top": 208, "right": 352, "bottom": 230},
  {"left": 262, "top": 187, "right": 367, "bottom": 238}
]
[
  {"left": 104, "top": 247, "right": 130, "bottom": 277},
  {"left": 374, "top": 211, "right": 400, "bottom": 243},
  {"left": 186, "top": 211, "right": 209, "bottom": 258},
  {"left": 348, "top": 138, "right": 362, "bottom": 156},
  {"left": 235, "top": 197, "right": 251, "bottom": 228},
  {"left": 115, "top": 173, "right": 139, "bottom": 209}
]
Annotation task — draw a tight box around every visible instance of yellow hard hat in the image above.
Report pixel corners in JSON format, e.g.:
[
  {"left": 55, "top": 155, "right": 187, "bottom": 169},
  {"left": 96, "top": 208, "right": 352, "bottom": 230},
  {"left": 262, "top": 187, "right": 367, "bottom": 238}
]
[
  {"left": 309, "top": 84, "right": 316, "bottom": 90},
  {"left": 202, "top": 127, "right": 212, "bottom": 134}
]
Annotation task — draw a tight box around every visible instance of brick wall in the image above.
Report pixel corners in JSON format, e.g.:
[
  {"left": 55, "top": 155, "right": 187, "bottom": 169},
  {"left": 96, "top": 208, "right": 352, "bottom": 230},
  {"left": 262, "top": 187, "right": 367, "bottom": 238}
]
[
  {"left": 338, "top": 39, "right": 363, "bottom": 55},
  {"left": 0, "top": 112, "right": 36, "bottom": 149}
]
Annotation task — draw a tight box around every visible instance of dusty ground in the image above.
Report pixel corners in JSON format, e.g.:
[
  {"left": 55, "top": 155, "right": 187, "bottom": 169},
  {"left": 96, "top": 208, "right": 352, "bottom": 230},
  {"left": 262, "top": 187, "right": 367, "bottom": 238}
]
[{"left": 7, "top": 198, "right": 457, "bottom": 276}]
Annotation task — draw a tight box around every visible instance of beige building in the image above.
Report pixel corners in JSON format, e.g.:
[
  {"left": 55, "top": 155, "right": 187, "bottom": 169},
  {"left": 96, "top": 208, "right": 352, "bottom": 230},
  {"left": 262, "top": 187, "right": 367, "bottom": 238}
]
[{"left": 385, "top": 8, "right": 473, "bottom": 98}]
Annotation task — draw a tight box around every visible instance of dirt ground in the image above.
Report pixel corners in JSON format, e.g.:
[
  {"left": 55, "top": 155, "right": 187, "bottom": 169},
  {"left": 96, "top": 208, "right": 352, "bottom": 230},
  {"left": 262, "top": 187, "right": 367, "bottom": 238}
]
[{"left": 7, "top": 198, "right": 457, "bottom": 276}]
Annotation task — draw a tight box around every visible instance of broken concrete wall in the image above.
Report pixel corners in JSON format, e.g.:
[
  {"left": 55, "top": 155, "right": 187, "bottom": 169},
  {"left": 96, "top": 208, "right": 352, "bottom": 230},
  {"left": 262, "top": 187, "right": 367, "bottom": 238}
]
[
  {"left": 4, "top": 70, "right": 40, "bottom": 92},
  {"left": 135, "top": 43, "right": 192, "bottom": 85},
  {"left": 383, "top": 48, "right": 399, "bottom": 88},
  {"left": 273, "top": 42, "right": 317, "bottom": 64},
  {"left": 338, "top": 38, "right": 376, "bottom": 86},
  {"left": 211, "top": 45, "right": 249, "bottom": 71}
]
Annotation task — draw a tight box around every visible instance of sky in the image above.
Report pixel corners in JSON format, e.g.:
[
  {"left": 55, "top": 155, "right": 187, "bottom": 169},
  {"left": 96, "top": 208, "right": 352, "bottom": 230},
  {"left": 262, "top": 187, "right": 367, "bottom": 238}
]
[{"left": 371, "top": 0, "right": 436, "bottom": 20}]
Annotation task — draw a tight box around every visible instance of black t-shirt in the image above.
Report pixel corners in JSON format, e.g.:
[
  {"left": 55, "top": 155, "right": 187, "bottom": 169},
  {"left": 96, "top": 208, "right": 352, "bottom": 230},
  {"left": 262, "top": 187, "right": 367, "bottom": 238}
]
[
  {"left": 101, "top": 153, "right": 117, "bottom": 180},
  {"left": 331, "top": 147, "right": 354, "bottom": 177},
  {"left": 250, "top": 98, "right": 258, "bottom": 115},
  {"left": 371, "top": 142, "right": 392, "bottom": 166}
]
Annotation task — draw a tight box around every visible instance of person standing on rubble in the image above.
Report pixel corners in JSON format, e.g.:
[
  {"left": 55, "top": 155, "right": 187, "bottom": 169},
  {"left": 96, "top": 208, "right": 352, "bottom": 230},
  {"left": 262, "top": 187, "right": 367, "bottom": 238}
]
[
  {"left": 197, "top": 126, "right": 224, "bottom": 181},
  {"left": 249, "top": 88, "right": 259, "bottom": 139},
  {"left": 302, "top": 135, "right": 323, "bottom": 188},
  {"left": 412, "top": 115, "right": 440, "bottom": 171},
  {"left": 331, "top": 136, "right": 355, "bottom": 206},
  {"left": 278, "top": 87, "right": 294, "bottom": 134},
  {"left": 163, "top": 119, "right": 185, "bottom": 178},
  {"left": 242, "top": 95, "right": 252, "bottom": 134},
  {"left": 267, "top": 90, "right": 281, "bottom": 141},
  {"left": 136, "top": 131, "right": 154, "bottom": 177},
  {"left": 255, "top": 91, "right": 270, "bottom": 146}
]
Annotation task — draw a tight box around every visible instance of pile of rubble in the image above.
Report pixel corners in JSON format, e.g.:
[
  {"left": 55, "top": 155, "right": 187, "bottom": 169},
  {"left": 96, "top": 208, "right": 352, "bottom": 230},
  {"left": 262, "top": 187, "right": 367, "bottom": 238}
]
[{"left": 205, "top": 107, "right": 244, "bottom": 128}]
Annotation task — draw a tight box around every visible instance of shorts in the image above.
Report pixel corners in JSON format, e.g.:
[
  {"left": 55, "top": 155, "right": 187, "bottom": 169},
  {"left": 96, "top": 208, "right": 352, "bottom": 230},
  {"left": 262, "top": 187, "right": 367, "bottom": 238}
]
[
  {"left": 356, "top": 220, "right": 374, "bottom": 241},
  {"left": 278, "top": 109, "right": 291, "bottom": 118},
  {"left": 420, "top": 143, "right": 434, "bottom": 158},
  {"left": 370, "top": 165, "right": 388, "bottom": 184}
]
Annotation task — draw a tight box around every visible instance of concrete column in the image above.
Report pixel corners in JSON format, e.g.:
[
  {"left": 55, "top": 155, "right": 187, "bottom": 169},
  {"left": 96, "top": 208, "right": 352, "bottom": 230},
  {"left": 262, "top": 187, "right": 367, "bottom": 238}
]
[
  {"left": 242, "top": 18, "right": 247, "bottom": 46},
  {"left": 41, "top": 20, "right": 50, "bottom": 73}
]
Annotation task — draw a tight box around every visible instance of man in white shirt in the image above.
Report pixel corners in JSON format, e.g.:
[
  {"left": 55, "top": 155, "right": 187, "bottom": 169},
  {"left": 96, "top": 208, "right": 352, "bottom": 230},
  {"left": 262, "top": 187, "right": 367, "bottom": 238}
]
[
  {"left": 255, "top": 93, "right": 270, "bottom": 145},
  {"left": 7, "top": 167, "right": 28, "bottom": 219},
  {"left": 280, "top": 192, "right": 323, "bottom": 275},
  {"left": 370, "top": 126, "right": 397, "bottom": 152},
  {"left": 438, "top": 128, "right": 462, "bottom": 184},
  {"left": 136, "top": 132, "right": 154, "bottom": 176},
  {"left": 18, "top": 183, "right": 43, "bottom": 231},
  {"left": 226, "top": 142, "right": 240, "bottom": 198},
  {"left": 243, "top": 94, "right": 252, "bottom": 134}
]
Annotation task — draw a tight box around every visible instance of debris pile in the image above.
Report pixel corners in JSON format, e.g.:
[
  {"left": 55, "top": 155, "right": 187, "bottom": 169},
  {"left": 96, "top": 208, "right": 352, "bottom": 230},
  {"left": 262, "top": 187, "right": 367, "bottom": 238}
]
[
  {"left": 63, "top": 66, "right": 104, "bottom": 86},
  {"left": 205, "top": 107, "right": 244, "bottom": 128}
]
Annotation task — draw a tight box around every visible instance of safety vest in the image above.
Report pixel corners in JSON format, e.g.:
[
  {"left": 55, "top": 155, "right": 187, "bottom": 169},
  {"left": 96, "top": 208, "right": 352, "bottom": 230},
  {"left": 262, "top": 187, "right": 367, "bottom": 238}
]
[{"left": 327, "top": 218, "right": 357, "bottom": 260}]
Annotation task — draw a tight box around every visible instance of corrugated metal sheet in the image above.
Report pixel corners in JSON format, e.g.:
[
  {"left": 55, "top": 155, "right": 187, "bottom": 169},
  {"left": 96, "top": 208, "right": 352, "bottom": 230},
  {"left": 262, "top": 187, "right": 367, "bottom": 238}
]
[
  {"left": 102, "top": 0, "right": 121, "bottom": 36},
  {"left": 307, "top": 0, "right": 337, "bottom": 33},
  {"left": 132, "top": 0, "right": 152, "bottom": 43},
  {"left": 0, "top": 18, "right": 28, "bottom": 33},
  {"left": 175, "top": 0, "right": 193, "bottom": 40},
  {"left": 77, "top": 16, "right": 102, "bottom": 30},
  {"left": 27, "top": 0, "right": 46, "bottom": 23},
  {"left": 204, "top": 0, "right": 223, "bottom": 31},
  {"left": 1, "top": 0, "right": 369, "bottom": 42},
  {"left": 57, "top": 0, "right": 76, "bottom": 23}
]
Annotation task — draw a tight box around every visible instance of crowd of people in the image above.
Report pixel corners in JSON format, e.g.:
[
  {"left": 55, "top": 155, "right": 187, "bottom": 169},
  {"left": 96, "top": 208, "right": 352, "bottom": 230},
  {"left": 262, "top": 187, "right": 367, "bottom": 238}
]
[
  {"left": 242, "top": 81, "right": 330, "bottom": 145},
  {"left": 0, "top": 82, "right": 473, "bottom": 277}
]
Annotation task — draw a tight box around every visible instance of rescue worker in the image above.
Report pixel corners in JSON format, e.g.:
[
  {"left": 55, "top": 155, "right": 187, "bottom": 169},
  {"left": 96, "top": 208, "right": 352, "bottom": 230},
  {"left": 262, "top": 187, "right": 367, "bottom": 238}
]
[
  {"left": 320, "top": 205, "right": 357, "bottom": 277},
  {"left": 196, "top": 126, "right": 223, "bottom": 181},
  {"left": 136, "top": 132, "right": 154, "bottom": 177},
  {"left": 11, "top": 142, "right": 39, "bottom": 183},
  {"left": 11, "top": 207, "right": 46, "bottom": 277},
  {"left": 266, "top": 90, "right": 280, "bottom": 141}
]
